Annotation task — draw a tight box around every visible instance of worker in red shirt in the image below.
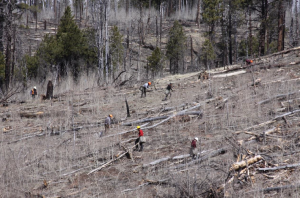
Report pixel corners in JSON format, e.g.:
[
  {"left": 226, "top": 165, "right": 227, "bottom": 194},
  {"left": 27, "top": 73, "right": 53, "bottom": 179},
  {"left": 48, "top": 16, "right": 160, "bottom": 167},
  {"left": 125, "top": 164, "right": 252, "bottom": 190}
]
[
  {"left": 135, "top": 126, "right": 145, "bottom": 151},
  {"left": 190, "top": 137, "right": 199, "bottom": 159}
]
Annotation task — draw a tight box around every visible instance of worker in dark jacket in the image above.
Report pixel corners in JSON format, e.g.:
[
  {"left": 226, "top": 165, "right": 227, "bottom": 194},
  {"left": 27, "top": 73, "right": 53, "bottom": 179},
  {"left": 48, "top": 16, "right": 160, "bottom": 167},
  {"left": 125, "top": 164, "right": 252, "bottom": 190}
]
[
  {"left": 245, "top": 59, "right": 253, "bottom": 65},
  {"left": 104, "top": 114, "right": 113, "bottom": 135},
  {"left": 31, "top": 86, "right": 37, "bottom": 98},
  {"left": 164, "top": 83, "right": 173, "bottom": 101},
  {"left": 140, "top": 82, "right": 151, "bottom": 98},
  {"left": 190, "top": 137, "right": 199, "bottom": 159},
  {"left": 135, "top": 126, "right": 144, "bottom": 151}
]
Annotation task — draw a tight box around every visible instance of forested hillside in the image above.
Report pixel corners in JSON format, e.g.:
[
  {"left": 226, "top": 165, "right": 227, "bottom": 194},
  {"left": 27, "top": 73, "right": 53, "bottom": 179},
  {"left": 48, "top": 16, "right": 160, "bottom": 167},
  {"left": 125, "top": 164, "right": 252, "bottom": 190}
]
[{"left": 0, "top": 0, "right": 297, "bottom": 96}]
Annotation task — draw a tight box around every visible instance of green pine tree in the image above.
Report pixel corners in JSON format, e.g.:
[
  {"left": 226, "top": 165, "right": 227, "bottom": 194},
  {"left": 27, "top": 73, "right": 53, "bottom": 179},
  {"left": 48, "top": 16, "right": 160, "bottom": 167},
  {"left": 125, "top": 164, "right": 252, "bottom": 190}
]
[
  {"left": 110, "top": 26, "right": 124, "bottom": 76},
  {"left": 166, "top": 20, "right": 186, "bottom": 74},
  {"left": 202, "top": 0, "right": 222, "bottom": 40},
  {"left": 147, "top": 47, "right": 165, "bottom": 78},
  {"left": 201, "top": 39, "right": 216, "bottom": 69}
]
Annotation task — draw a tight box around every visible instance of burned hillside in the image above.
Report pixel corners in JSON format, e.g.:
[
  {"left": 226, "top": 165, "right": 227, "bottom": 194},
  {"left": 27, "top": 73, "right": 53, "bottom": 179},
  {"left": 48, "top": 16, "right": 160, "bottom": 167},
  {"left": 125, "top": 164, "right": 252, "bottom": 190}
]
[{"left": 1, "top": 47, "right": 300, "bottom": 197}]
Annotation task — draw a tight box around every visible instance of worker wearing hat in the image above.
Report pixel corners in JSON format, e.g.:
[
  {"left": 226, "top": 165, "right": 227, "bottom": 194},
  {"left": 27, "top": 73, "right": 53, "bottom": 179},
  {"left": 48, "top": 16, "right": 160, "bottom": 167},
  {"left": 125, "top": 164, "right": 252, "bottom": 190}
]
[
  {"left": 164, "top": 82, "right": 173, "bottom": 101},
  {"left": 140, "top": 82, "right": 151, "bottom": 98},
  {"left": 135, "top": 126, "right": 144, "bottom": 152},
  {"left": 31, "top": 86, "right": 37, "bottom": 99},
  {"left": 190, "top": 137, "right": 199, "bottom": 159},
  {"left": 104, "top": 114, "right": 113, "bottom": 135}
]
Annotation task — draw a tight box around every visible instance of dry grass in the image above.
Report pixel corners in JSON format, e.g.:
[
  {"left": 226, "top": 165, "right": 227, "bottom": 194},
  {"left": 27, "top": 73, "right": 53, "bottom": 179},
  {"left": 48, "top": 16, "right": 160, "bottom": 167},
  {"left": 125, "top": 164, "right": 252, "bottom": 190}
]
[{"left": 2, "top": 53, "right": 300, "bottom": 197}]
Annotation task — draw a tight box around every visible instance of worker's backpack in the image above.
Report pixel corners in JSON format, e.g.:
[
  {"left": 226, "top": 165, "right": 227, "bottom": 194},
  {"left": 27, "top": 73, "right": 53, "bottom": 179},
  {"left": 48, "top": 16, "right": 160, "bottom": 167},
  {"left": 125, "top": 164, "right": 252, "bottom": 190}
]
[{"left": 140, "top": 136, "right": 146, "bottom": 143}]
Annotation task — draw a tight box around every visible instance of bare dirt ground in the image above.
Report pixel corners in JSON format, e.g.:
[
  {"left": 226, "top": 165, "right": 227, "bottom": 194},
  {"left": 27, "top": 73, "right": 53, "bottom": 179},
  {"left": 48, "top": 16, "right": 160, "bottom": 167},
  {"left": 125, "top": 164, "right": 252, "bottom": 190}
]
[{"left": 2, "top": 50, "right": 300, "bottom": 197}]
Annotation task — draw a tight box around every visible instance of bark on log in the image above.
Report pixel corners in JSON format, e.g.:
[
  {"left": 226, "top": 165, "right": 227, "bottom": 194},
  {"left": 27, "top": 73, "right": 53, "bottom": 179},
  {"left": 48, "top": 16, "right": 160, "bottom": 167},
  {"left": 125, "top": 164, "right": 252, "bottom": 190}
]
[
  {"left": 20, "top": 111, "right": 45, "bottom": 118},
  {"left": 123, "top": 178, "right": 170, "bottom": 192},
  {"left": 143, "top": 104, "right": 201, "bottom": 130},
  {"left": 257, "top": 163, "right": 300, "bottom": 171},
  {"left": 170, "top": 148, "right": 227, "bottom": 169},
  {"left": 274, "top": 109, "right": 300, "bottom": 120},
  {"left": 143, "top": 157, "right": 171, "bottom": 167},
  {"left": 258, "top": 92, "right": 297, "bottom": 105},
  {"left": 87, "top": 142, "right": 139, "bottom": 174},
  {"left": 251, "top": 184, "right": 300, "bottom": 193},
  {"left": 122, "top": 111, "right": 202, "bottom": 126},
  {"left": 230, "top": 155, "right": 262, "bottom": 171}
]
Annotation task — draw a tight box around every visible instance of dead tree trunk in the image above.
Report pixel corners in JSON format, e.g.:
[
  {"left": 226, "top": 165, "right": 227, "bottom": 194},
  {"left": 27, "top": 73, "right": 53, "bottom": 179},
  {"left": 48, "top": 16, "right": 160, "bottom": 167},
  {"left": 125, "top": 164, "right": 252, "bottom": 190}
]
[
  {"left": 4, "top": 1, "right": 13, "bottom": 92},
  {"left": 125, "top": 98, "right": 130, "bottom": 117},
  {"left": 196, "top": 0, "right": 201, "bottom": 27},
  {"left": 295, "top": 0, "right": 299, "bottom": 46},
  {"left": 259, "top": 0, "right": 268, "bottom": 56},
  {"left": 277, "top": 0, "right": 285, "bottom": 51},
  {"left": 46, "top": 81, "right": 53, "bottom": 99}
]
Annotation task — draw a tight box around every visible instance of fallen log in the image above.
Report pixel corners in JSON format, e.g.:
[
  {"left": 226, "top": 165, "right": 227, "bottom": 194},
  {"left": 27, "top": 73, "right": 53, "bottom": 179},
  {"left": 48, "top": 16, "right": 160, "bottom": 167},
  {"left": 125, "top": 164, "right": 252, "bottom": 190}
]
[
  {"left": 87, "top": 151, "right": 128, "bottom": 175},
  {"left": 170, "top": 148, "right": 227, "bottom": 169},
  {"left": 123, "top": 178, "right": 170, "bottom": 193},
  {"left": 257, "top": 163, "right": 300, "bottom": 171},
  {"left": 245, "top": 184, "right": 300, "bottom": 193},
  {"left": 143, "top": 150, "right": 213, "bottom": 168},
  {"left": 20, "top": 111, "right": 45, "bottom": 118},
  {"left": 258, "top": 92, "right": 298, "bottom": 105},
  {"left": 87, "top": 142, "right": 139, "bottom": 175},
  {"left": 160, "top": 103, "right": 188, "bottom": 113},
  {"left": 230, "top": 155, "right": 262, "bottom": 171},
  {"left": 143, "top": 104, "right": 201, "bottom": 130},
  {"left": 143, "top": 157, "right": 171, "bottom": 168},
  {"left": 243, "top": 120, "right": 276, "bottom": 131},
  {"left": 274, "top": 109, "right": 300, "bottom": 120},
  {"left": 122, "top": 111, "right": 202, "bottom": 126}
]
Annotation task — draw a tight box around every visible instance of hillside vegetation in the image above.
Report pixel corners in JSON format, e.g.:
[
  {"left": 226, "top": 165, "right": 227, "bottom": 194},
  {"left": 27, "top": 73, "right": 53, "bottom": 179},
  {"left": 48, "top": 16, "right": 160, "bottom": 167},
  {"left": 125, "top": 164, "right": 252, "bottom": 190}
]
[{"left": 1, "top": 47, "right": 300, "bottom": 197}]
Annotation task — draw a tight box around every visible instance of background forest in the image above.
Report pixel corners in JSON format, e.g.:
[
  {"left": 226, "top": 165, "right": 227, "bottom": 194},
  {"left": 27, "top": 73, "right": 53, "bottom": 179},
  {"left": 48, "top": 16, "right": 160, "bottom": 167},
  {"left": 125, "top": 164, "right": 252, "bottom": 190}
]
[{"left": 0, "top": 0, "right": 296, "bottom": 96}]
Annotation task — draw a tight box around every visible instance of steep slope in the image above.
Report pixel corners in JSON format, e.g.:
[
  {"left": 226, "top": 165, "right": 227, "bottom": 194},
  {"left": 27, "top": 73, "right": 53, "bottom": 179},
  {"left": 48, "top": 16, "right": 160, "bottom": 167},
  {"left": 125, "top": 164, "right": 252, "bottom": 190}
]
[{"left": 1, "top": 49, "right": 300, "bottom": 197}]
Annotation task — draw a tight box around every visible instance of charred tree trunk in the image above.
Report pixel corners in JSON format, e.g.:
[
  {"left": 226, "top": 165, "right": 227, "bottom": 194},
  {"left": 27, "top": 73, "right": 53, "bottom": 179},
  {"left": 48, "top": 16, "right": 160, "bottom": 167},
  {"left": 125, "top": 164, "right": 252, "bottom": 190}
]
[
  {"left": 295, "top": 0, "right": 299, "bottom": 46},
  {"left": 11, "top": 25, "right": 16, "bottom": 84},
  {"left": 259, "top": 0, "right": 268, "bottom": 56},
  {"left": 196, "top": 0, "right": 201, "bottom": 27},
  {"left": 125, "top": 98, "right": 130, "bottom": 117},
  {"left": 105, "top": 1, "right": 110, "bottom": 84},
  {"left": 248, "top": 5, "right": 252, "bottom": 56},
  {"left": 126, "top": 0, "right": 129, "bottom": 16},
  {"left": 160, "top": 8, "right": 162, "bottom": 46},
  {"left": 277, "top": 0, "right": 285, "bottom": 51},
  {"left": 46, "top": 81, "right": 53, "bottom": 99},
  {"left": 4, "top": 2, "right": 13, "bottom": 91},
  {"left": 190, "top": 36, "right": 193, "bottom": 68},
  {"left": 228, "top": 2, "right": 232, "bottom": 65},
  {"left": 139, "top": 3, "right": 145, "bottom": 45},
  {"left": 0, "top": 5, "right": 4, "bottom": 53},
  {"left": 156, "top": 15, "right": 158, "bottom": 47}
]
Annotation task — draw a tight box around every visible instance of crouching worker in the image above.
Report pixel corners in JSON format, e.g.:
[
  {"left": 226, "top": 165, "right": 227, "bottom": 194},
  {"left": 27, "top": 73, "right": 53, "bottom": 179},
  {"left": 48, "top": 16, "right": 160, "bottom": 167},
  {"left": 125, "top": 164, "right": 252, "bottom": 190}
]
[
  {"left": 245, "top": 59, "right": 253, "bottom": 65},
  {"left": 104, "top": 114, "right": 113, "bottom": 135},
  {"left": 135, "top": 126, "right": 145, "bottom": 152},
  {"left": 140, "top": 82, "right": 151, "bottom": 98},
  {"left": 31, "top": 86, "right": 37, "bottom": 99},
  {"left": 190, "top": 137, "right": 199, "bottom": 159}
]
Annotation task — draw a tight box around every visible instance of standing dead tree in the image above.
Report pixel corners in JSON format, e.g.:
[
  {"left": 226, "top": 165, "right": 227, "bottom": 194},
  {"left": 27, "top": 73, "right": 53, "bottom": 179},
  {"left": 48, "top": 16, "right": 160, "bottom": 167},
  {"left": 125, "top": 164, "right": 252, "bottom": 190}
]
[{"left": 45, "top": 80, "right": 53, "bottom": 99}]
